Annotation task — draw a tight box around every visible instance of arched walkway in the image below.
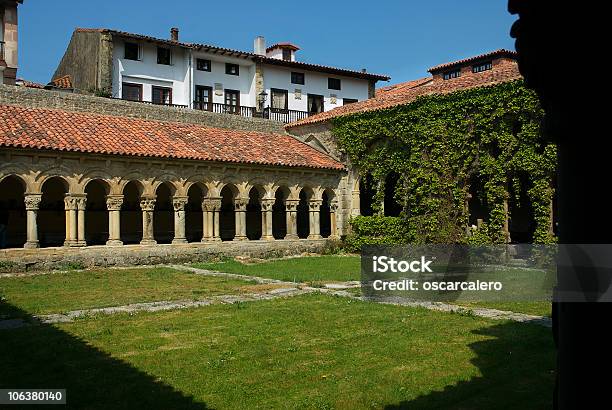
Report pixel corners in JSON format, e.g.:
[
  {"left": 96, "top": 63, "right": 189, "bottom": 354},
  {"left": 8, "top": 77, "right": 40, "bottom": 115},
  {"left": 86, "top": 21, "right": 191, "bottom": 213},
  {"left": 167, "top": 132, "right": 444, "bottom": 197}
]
[
  {"left": 153, "top": 183, "right": 174, "bottom": 244},
  {"left": 186, "top": 183, "right": 205, "bottom": 242},
  {"left": 0, "top": 175, "right": 27, "bottom": 248},
  {"left": 320, "top": 190, "right": 333, "bottom": 238},
  {"left": 246, "top": 186, "right": 263, "bottom": 240},
  {"left": 84, "top": 179, "right": 110, "bottom": 245},
  {"left": 384, "top": 171, "right": 402, "bottom": 217},
  {"left": 121, "top": 181, "right": 143, "bottom": 244},
  {"left": 39, "top": 177, "right": 69, "bottom": 247},
  {"left": 220, "top": 185, "right": 237, "bottom": 241},
  {"left": 296, "top": 188, "right": 311, "bottom": 239},
  {"left": 272, "top": 187, "right": 289, "bottom": 239}
]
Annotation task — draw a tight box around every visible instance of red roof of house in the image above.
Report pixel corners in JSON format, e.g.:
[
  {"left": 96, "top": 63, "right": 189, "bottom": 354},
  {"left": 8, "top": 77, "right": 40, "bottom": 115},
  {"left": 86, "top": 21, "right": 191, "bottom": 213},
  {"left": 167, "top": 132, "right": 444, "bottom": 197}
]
[
  {"left": 428, "top": 49, "right": 517, "bottom": 73},
  {"left": 286, "top": 52, "right": 521, "bottom": 129},
  {"left": 48, "top": 75, "right": 74, "bottom": 89},
  {"left": 266, "top": 42, "right": 301, "bottom": 52},
  {"left": 0, "top": 105, "right": 344, "bottom": 170}
]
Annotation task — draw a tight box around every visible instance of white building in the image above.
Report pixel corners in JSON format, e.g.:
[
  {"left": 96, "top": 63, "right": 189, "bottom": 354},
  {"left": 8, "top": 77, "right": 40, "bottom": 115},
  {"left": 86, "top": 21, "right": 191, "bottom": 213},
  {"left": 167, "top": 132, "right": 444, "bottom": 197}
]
[{"left": 53, "top": 28, "right": 389, "bottom": 123}]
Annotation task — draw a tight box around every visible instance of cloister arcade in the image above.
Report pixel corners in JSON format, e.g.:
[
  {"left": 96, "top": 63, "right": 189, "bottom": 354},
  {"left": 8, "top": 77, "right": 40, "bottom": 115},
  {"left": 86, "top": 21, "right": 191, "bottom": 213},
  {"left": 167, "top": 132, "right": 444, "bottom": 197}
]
[{"left": 0, "top": 159, "right": 342, "bottom": 249}]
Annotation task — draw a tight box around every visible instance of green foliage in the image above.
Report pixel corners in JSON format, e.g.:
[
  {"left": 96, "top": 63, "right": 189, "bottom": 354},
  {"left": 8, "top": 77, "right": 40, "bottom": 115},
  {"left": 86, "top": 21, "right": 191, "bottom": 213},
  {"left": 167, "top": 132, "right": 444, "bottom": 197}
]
[
  {"left": 333, "top": 80, "right": 556, "bottom": 244},
  {"left": 344, "top": 215, "right": 410, "bottom": 252}
]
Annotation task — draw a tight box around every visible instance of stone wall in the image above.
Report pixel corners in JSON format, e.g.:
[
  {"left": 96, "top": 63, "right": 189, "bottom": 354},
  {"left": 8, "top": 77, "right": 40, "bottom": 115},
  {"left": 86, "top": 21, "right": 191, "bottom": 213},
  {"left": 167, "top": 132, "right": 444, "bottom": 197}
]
[
  {"left": 0, "top": 239, "right": 335, "bottom": 272},
  {"left": 0, "top": 85, "right": 286, "bottom": 134}
]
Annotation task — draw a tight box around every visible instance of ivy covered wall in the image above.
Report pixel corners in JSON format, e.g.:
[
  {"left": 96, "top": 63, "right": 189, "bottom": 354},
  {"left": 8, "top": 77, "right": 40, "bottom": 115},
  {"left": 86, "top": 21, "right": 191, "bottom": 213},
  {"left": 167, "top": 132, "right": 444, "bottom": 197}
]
[{"left": 332, "top": 80, "right": 556, "bottom": 247}]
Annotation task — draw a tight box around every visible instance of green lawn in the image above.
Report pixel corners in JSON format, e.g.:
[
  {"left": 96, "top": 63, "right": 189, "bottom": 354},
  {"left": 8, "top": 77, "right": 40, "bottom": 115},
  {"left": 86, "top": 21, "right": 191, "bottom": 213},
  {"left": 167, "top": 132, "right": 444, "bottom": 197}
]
[
  {"left": 0, "top": 267, "right": 254, "bottom": 316},
  {"left": 193, "top": 255, "right": 361, "bottom": 283},
  {"left": 0, "top": 293, "right": 554, "bottom": 409}
]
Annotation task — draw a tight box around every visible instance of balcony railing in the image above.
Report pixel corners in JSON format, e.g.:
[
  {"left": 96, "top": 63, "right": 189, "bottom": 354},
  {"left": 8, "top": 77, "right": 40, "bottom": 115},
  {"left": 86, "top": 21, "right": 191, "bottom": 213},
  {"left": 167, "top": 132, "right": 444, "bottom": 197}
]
[
  {"left": 194, "top": 101, "right": 254, "bottom": 117},
  {"left": 114, "top": 97, "right": 188, "bottom": 109},
  {"left": 262, "top": 107, "right": 313, "bottom": 124}
]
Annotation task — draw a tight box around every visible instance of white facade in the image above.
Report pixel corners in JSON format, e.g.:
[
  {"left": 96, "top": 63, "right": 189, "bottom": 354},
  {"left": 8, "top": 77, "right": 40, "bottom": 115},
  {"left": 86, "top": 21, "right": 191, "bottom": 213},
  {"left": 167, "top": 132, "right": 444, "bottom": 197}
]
[{"left": 110, "top": 37, "right": 377, "bottom": 115}]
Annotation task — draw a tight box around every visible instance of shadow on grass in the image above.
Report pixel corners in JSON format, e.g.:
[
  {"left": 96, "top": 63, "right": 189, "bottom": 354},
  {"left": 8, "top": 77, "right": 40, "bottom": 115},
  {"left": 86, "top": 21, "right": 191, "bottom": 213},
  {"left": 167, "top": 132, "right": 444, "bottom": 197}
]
[
  {"left": 0, "top": 301, "right": 208, "bottom": 410},
  {"left": 385, "top": 319, "right": 555, "bottom": 409}
]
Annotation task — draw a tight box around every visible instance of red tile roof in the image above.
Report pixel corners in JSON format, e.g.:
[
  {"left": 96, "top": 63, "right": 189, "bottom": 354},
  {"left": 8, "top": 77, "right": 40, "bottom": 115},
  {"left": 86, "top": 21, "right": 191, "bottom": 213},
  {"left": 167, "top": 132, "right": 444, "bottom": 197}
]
[
  {"left": 48, "top": 75, "right": 73, "bottom": 89},
  {"left": 428, "top": 49, "right": 517, "bottom": 73},
  {"left": 0, "top": 105, "right": 344, "bottom": 170},
  {"left": 16, "top": 78, "right": 46, "bottom": 89},
  {"left": 74, "top": 28, "right": 389, "bottom": 81},
  {"left": 286, "top": 53, "right": 521, "bottom": 129},
  {"left": 267, "top": 42, "right": 301, "bottom": 52}
]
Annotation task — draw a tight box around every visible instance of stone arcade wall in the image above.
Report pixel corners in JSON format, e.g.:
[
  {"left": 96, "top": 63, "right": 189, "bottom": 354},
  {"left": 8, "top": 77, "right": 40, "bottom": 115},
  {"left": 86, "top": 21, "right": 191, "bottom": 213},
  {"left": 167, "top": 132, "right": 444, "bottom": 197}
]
[
  {"left": 0, "top": 85, "right": 285, "bottom": 134},
  {"left": 0, "top": 239, "right": 333, "bottom": 272}
]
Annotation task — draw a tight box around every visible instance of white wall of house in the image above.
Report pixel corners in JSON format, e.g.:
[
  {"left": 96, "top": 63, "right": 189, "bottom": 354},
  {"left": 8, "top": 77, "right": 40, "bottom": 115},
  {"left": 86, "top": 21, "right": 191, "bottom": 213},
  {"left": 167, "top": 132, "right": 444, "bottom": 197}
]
[
  {"left": 191, "top": 51, "right": 256, "bottom": 107},
  {"left": 262, "top": 65, "right": 369, "bottom": 112},
  {"left": 112, "top": 40, "right": 190, "bottom": 105}
]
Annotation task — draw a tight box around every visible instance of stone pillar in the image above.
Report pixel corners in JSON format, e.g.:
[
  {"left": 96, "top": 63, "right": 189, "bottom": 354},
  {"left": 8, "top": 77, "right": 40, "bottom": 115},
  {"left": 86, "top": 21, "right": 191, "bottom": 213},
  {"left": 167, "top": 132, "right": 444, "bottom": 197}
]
[
  {"left": 64, "top": 195, "right": 78, "bottom": 247},
  {"left": 308, "top": 200, "right": 322, "bottom": 239},
  {"left": 201, "top": 199, "right": 212, "bottom": 242},
  {"left": 172, "top": 196, "right": 188, "bottom": 244},
  {"left": 210, "top": 198, "right": 222, "bottom": 241},
  {"left": 351, "top": 188, "right": 361, "bottom": 216},
  {"left": 261, "top": 199, "right": 275, "bottom": 240},
  {"left": 234, "top": 197, "right": 248, "bottom": 241},
  {"left": 106, "top": 195, "right": 123, "bottom": 246},
  {"left": 23, "top": 194, "right": 41, "bottom": 249},
  {"left": 285, "top": 199, "right": 299, "bottom": 239},
  {"left": 140, "top": 197, "right": 156, "bottom": 245},
  {"left": 76, "top": 196, "right": 87, "bottom": 247},
  {"left": 330, "top": 201, "right": 339, "bottom": 239}
]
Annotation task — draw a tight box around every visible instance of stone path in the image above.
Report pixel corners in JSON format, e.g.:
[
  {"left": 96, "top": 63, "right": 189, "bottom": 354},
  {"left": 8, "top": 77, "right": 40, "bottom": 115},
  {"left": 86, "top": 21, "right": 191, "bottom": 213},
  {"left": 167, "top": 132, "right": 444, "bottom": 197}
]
[{"left": 0, "top": 264, "right": 551, "bottom": 329}]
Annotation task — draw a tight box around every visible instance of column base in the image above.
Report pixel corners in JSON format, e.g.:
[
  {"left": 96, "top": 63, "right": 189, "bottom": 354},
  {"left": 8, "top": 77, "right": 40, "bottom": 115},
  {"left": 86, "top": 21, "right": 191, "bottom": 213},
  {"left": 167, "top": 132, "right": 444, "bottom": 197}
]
[
  {"left": 64, "top": 240, "right": 77, "bottom": 247},
  {"left": 140, "top": 239, "right": 157, "bottom": 245},
  {"left": 211, "top": 237, "right": 222, "bottom": 242},
  {"left": 24, "top": 241, "right": 39, "bottom": 249},
  {"left": 307, "top": 235, "right": 322, "bottom": 240},
  {"left": 76, "top": 241, "right": 87, "bottom": 247},
  {"left": 106, "top": 239, "right": 123, "bottom": 246},
  {"left": 234, "top": 236, "right": 248, "bottom": 241},
  {"left": 285, "top": 234, "right": 299, "bottom": 240},
  {"left": 262, "top": 235, "right": 275, "bottom": 241},
  {"left": 172, "top": 238, "right": 188, "bottom": 244}
]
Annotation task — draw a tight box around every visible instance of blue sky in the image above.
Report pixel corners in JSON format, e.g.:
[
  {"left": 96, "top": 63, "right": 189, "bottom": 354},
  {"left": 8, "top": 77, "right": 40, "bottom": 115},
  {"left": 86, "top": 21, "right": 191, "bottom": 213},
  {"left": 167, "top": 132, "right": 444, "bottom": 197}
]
[{"left": 18, "top": 0, "right": 515, "bottom": 86}]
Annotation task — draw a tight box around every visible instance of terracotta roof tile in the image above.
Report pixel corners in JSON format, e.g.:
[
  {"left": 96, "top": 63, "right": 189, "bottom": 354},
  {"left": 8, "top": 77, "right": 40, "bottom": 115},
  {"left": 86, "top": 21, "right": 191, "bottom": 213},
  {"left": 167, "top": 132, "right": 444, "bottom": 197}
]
[
  {"left": 0, "top": 105, "right": 344, "bottom": 170},
  {"left": 286, "top": 54, "right": 521, "bottom": 129},
  {"left": 49, "top": 75, "right": 73, "bottom": 89}
]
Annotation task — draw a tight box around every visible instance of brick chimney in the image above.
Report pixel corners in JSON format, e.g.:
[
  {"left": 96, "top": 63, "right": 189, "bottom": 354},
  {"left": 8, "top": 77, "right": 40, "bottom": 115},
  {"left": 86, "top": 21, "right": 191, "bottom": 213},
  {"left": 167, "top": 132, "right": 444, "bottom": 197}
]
[{"left": 170, "top": 27, "right": 179, "bottom": 41}]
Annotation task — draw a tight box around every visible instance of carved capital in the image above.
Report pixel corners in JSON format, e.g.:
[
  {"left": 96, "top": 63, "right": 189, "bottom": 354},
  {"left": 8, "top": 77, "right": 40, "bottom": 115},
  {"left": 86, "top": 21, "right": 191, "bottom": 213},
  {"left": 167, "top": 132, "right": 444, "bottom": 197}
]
[
  {"left": 202, "top": 198, "right": 222, "bottom": 211},
  {"left": 64, "top": 196, "right": 78, "bottom": 211},
  {"left": 285, "top": 199, "right": 299, "bottom": 212},
  {"left": 309, "top": 200, "right": 323, "bottom": 211},
  {"left": 140, "top": 198, "right": 156, "bottom": 211},
  {"left": 76, "top": 197, "right": 87, "bottom": 211},
  {"left": 261, "top": 199, "right": 275, "bottom": 211},
  {"left": 24, "top": 194, "right": 42, "bottom": 211},
  {"left": 173, "top": 197, "right": 188, "bottom": 211},
  {"left": 106, "top": 196, "right": 124, "bottom": 211},
  {"left": 330, "top": 201, "right": 339, "bottom": 212},
  {"left": 234, "top": 197, "right": 248, "bottom": 211}
]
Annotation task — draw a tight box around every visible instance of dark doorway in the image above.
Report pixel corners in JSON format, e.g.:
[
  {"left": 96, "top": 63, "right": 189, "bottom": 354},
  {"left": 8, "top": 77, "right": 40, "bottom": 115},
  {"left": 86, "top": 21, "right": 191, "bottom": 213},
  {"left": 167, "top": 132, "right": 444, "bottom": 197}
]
[{"left": 84, "top": 180, "right": 110, "bottom": 245}]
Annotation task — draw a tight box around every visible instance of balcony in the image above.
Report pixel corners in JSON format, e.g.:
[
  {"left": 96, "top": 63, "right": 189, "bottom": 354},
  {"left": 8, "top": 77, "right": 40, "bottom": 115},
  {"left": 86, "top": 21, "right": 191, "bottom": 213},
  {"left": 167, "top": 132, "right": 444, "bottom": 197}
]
[
  {"left": 114, "top": 97, "right": 188, "bottom": 109},
  {"left": 262, "top": 107, "right": 313, "bottom": 124},
  {"left": 193, "top": 101, "right": 255, "bottom": 117}
]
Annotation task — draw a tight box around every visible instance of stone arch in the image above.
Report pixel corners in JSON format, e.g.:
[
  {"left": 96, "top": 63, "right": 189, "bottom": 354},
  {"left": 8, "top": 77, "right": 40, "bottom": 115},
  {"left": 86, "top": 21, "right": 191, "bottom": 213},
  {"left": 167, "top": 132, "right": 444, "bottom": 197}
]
[
  {"left": 0, "top": 174, "right": 27, "bottom": 248},
  {"left": 272, "top": 185, "right": 290, "bottom": 239},
  {"left": 154, "top": 181, "right": 176, "bottom": 244},
  {"left": 186, "top": 182, "right": 208, "bottom": 242},
  {"left": 39, "top": 176, "right": 69, "bottom": 247},
  {"left": 120, "top": 180, "right": 144, "bottom": 244},
  {"left": 34, "top": 165, "right": 77, "bottom": 193},
  {"left": 359, "top": 173, "right": 375, "bottom": 216},
  {"left": 84, "top": 179, "right": 111, "bottom": 245},
  {"left": 219, "top": 183, "right": 239, "bottom": 241},
  {"left": 79, "top": 169, "right": 114, "bottom": 188},
  {"left": 297, "top": 186, "right": 314, "bottom": 239},
  {"left": 246, "top": 185, "right": 265, "bottom": 240},
  {"left": 320, "top": 188, "right": 336, "bottom": 238}
]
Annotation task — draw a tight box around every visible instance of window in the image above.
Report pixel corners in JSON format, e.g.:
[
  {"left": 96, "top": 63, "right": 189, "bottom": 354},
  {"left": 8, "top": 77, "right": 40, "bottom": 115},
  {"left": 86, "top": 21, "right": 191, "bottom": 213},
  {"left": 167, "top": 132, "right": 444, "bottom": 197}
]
[
  {"left": 224, "top": 89, "right": 240, "bottom": 113},
  {"left": 307, "top": 94, "right": 324, "bottom": 114},
  {"left": 197, "top": 58, "right": 211, "bottom": 72},
  {"left": 195, "top": 85, "right": 213, "bottom": 110},
  {"left": 157, "top": 47, "right": 171, "bottom": 65},
  {"left": 343, "top": 98, "right": 358, "bottom": 105},
  {"left": 225, "top": 63, "right": 239, "bottom": 76},
  {"left": 271, "top": 88, "right": 288, "bottom": 110},
  {"left": 328, "top": 78, "right": 341, "bottom": 90},
  {"left": 472, "top": 61, "right": 493, "bottom": 73},
  {"left": 124, "top": 42, "right": 140, "bottom": 60},
  {"left": 291, "top": 72, "right": 305, "bottom": 85},
  {"left": 443, "top": 69, "right": 461, "bottom": 80},
  {"left": 152, "top": 86, "right": 172, "bottom": 105},
  {"left": 121, "top": 82, "right": 142, "bottom": 101},
  {"left": 282, "top": 48, "right": 292, "bottom": 61}
]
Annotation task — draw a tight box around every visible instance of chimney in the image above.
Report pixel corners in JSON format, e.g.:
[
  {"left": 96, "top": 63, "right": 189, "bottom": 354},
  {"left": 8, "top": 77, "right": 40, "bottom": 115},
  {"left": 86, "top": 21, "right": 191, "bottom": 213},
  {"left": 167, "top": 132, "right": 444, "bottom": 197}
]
[
  {"left": 254, "top": 36, "right": 266, "bottom": 56},
  {"left": 170, "top": 27, "right": 179, "bottom": 41}
]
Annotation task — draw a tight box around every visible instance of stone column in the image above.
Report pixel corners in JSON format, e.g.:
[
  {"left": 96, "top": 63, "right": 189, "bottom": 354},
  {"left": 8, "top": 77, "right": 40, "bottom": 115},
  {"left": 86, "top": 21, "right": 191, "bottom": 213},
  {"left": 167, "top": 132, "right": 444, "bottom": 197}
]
[
  {"left": 64, "top": 195, "right": 78, "bottom": 247},
  {"left": 76, "top": 196, "right": 87, "bottom": 247},
  {"left": 172, "top": 196, "right": 188, "bottom": 244},
  {"left": 261, "top": 199, "right": 275, "bottom": 240},
  {"left": 330, "top": 201, "right": 339, "bottom": 239},
  {"left": 210, "top": 198, "right": 222, "bottom": 241},
  {"left": 234, "top": 197, "right": 248, "bottom": 241},
  {"left": 201, "top": 199, "right": 212, "bottom": 242},
  {"left": 23, "top": 194, "right": 41, "bottom": 249},
  {"left": 308, "top": 200, "right": 322, "bottom": 239},
  {"left": 351, "top": 188, "right": 361, "bottom": 216},
  {"left": 140, "top": 197, "right": 156, "bottom": 245},
  {"left": 106, "top": 195, "right": 123, "bottom": 246},
  {"left": 285, "top": 199, "right": 299, "bottom": 239}
]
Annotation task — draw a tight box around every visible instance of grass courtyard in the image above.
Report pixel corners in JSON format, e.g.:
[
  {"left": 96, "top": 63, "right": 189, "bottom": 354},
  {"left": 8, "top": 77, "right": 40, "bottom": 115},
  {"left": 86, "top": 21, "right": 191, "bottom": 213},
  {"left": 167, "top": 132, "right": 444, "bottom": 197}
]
[{"left": 0, "top": 257, "right": 555, "bottom": 409}]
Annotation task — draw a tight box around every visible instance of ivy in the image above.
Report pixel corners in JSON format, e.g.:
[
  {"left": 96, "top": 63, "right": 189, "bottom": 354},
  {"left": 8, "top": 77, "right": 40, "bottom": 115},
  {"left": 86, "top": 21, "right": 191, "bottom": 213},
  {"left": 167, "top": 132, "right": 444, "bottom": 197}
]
[{"left": 334, "top": 80, "right": 556, "bottom": 245}]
